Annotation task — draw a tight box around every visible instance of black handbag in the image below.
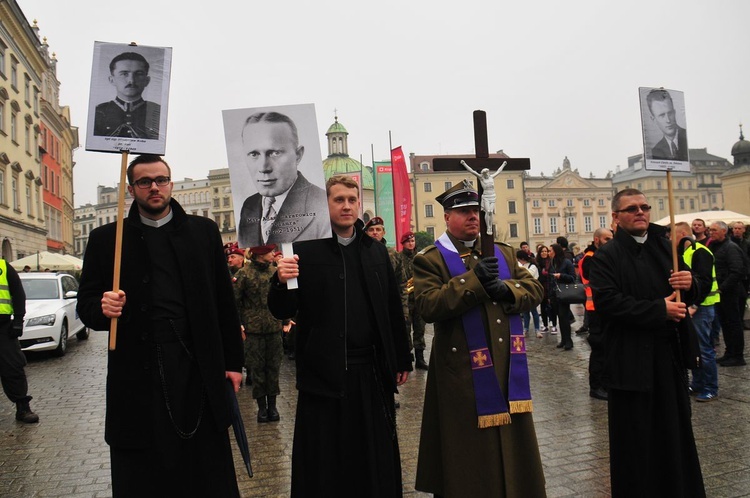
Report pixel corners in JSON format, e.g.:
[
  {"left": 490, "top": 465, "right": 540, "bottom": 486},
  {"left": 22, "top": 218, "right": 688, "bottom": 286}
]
[{"left": 554, "top": 282, "right": 586, "bottom": 304}]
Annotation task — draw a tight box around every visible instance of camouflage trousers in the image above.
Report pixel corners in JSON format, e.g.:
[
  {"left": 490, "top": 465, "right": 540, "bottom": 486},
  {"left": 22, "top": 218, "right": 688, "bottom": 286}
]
[
  {"left": 407, "top": 296, "right": 426, "bottom": 351},
  {"left": 244, "top": 333, "right": 283, "bottom": 400}
]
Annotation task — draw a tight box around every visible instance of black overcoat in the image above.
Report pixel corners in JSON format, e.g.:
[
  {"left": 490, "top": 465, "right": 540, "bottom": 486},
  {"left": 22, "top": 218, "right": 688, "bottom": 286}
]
[{"left": 77, "top": 200, "right": 244, "bottom": 448}]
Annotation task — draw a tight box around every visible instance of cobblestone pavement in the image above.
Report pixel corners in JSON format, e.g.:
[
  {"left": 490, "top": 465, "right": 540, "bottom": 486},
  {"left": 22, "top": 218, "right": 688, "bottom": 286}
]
[{"left": 1, "top": 306, "right": 748, "bottom": 497}]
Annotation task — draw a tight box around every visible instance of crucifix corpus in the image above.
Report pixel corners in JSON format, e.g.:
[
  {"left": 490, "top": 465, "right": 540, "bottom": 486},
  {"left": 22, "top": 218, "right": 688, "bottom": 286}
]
[{"left": 432, "top": 110, "right": 530, "bottom": 256}]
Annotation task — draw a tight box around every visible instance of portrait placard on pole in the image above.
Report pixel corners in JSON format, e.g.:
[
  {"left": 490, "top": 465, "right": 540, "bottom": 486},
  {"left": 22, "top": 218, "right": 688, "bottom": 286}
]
[
  {"left": 85, "top": 41, "right": 172, "bottom": 154},
  {"left": 639, "top": 87, "right": 690, "bottom": 172},
  {"left": 222, "top": 103, "right": 331, "bottom": 250}
]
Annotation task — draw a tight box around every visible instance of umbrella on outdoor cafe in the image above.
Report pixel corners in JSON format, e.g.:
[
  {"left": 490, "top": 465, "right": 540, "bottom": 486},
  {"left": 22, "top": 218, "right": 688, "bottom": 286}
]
[{"left": 226, "top": 380, "right": 253, "bottom": 478}]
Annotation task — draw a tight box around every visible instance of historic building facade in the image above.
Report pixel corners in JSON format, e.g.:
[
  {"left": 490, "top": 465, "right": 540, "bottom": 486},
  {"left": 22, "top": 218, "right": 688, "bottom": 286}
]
[
  {"left": 524, "top": 157, "right": 614, "bottom": 250},
  {"left": 721, "top": 126, "right": 750, "bottom": 215}
]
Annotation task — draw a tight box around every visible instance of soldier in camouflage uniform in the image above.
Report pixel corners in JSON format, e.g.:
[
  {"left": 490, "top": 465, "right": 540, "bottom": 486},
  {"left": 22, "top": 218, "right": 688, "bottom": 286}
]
[
  {"left": 234, "top": 244, "right": 291, "bottom": 423},
  {"left": 365, "top": 217, "right": 409, "bottom": 346},
  {"left": 400, "top": 232, "right": 428, "bottom": 369}
]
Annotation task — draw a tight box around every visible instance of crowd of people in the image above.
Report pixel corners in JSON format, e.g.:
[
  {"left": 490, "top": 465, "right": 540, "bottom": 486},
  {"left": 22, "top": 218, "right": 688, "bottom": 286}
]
[{"left": 5, "top": 152, "right": 747, "bottom": 497}]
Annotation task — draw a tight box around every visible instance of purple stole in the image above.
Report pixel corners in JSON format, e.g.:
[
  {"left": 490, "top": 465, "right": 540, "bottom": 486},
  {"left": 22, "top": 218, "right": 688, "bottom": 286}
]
[{"left": 435, "top": 237, "right": 533, "bottom": 428}]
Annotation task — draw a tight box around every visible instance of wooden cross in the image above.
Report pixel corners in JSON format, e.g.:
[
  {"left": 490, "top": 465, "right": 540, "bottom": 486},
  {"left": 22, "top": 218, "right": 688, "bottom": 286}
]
[{"left": 432, "top": 110, "right": 531, "bottom": 256}]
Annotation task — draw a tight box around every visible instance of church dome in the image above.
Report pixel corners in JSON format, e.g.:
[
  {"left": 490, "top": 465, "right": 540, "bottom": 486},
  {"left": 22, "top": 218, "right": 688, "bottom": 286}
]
[
  {"left": 326, "top": 120, "right": 348, "bottom": 135},
  {"left": 732, "top": 137, "right": 750, "bottom": 156},
  {"left": 322, "top": 156, "right": 374, "bottom": 189}
]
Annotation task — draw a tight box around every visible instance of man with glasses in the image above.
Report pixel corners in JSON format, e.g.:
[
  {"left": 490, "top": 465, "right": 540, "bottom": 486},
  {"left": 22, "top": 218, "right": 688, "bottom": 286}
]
[
  {"left": 589, "top": 188, "right": 705, "bottom": 496},
  {"left": 708, "top": 221, "right": 747, "bottom": 367},
  {"left": 77, "top": 154, "right": 244, "bottom": 496}
]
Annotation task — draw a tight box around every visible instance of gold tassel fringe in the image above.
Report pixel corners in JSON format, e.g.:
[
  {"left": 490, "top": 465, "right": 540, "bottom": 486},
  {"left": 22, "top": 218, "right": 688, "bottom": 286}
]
[
  {"left": 477, "top": 412, "right": 512, "bottom": 428},
  {"left": 510, "top": 400, "right": 533, "bottom": 414}
]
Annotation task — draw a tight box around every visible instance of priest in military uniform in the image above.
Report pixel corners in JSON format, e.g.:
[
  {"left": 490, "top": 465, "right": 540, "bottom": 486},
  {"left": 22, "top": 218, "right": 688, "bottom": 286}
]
[{"left": 413, "top": 181, "right": 546, "bottom": 497}]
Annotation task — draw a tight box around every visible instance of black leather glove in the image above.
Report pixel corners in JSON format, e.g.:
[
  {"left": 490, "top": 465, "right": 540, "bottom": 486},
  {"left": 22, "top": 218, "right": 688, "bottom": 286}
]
[
  {"left": 11, "top": 324, "right": 23, "bottom": 338},
  {"left": 474, "top": 257, "right": 499, "bottom": 283},
  {"left": 483, "top": 278, "right": 511, "bottom": 301}
]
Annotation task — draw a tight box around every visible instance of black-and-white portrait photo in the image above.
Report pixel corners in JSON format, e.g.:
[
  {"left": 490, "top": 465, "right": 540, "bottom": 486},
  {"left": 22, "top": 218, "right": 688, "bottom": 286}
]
[
  {"left": 85, "top": 41, "right": 172, "bottom": 154},
  {"left": 223, "top": 104, "right": 331, "bottom": 248},
  {"left": 639, "top": 87, "right": 690, "bottom": 171}
]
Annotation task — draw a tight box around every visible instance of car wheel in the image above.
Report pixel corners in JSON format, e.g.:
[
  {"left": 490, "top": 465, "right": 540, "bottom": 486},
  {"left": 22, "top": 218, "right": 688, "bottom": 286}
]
[
  {"left": 54, "top": 321, "right": 68, "bottom": 357},
  {"left": 76, "top": 327, "right": 90, "bottom": 340}
]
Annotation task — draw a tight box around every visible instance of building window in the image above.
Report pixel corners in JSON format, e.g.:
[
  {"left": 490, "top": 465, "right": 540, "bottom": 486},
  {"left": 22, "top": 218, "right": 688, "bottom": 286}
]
[
  {"left": 10, "top": 57, "right": 18, "bottom": 89},
  {"left": 0, "top": 101, "right": 4, "bottom": 133},
  {"left": 24, "top": 75, "right": 30, "bottom": 105},
  {"left": 426, "top": 226, "right": 435, "bottom": 239},
  {"left": 24, "top": 124, "right": 30, "bottom": 153},
  {"left": 677, "top": 181, "right": 683, "bottom": 189},
  {"left": 584, "top": 216, "right": 592, "bottom": 232},
  {"left": 688, "top": 181, "right": 692, "bottom": 189},
  {"left": 637, "top": 183, "right": 642, "bottom": 190},
  {"left": 444, "top": 181, "right": 452, "bottom": 191},
  {"left": 509, "top": 223, "right": 518, "bottom": 238},
  {"left": 533, "top": 217, "right": 542, "bottom": 235},
  {"left": 425, "top": 204, "right": 434, "bottom": 218},
  {"left": 10, "top": 112, "right": 16, "bottom": 142},
  {"left": 679, "top": 199, "right": 685, "bottom": 210},
  {"left": 532, "top": 199, "right": 539, "bottom": 208},
  {"left": 222, "top": 197, "right": 230, "bottom": 207},
  {"left": 711, "top": 194, "right": 717, "bottom": 204},
  {"left": 0, "top": 169, "right": 4, "bottom": 205},
  {"left": 11, "top": 176, "right": 18, "bottom": 210},
  {"left": 550, "top": 217, "right": 558, "bottom": 234},
  {"left": 567, "top": 216, "right": 576, "bottom": 233},
  {"left": 583, "top": 199, "right": 590, "bottom": 207},
  {"left": 508, "top": 200, "right": 516, "bottom": 214},
  {"left": 0, "top": 42, "right": 5, "bottom": 76},
  {"left": 657, "top": 181, "right": 662, "bottom": 189},
  {"left": 420, "top": 162, "right": 429, "bottom": 171},
  {"left": 506, "top": 179, "right": 514, "bottom": 189},
  {"left": 33, "top": 87, "right": 39, "bottom": 115},
  {"left": 213, "top": 198, "right": 219, "bottom": 208},
  {"left": 689, "top": 198, "right": 695, "bottom": 210},
  {"left": 598, "top": 198, "right": 605, "bottom": 207},
  {"left": 599, "top": 216, "right": 607, "bottom": 228},
  {"left": 567, "top": 199, "right": 574, "bottom": 207},
  {"left": 424, "top": 182, "right": 432, "bottom": 192},
  {"left": 549, "top": 199, "right": 556, "bottom": 208},
  {"left": 658, "top": 198, "right": 664, "bottom": 210}
]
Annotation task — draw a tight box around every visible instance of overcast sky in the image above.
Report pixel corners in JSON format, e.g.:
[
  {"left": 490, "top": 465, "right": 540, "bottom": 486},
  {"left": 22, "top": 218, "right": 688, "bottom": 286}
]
[{"left": 20, "top": 0, "right": 750, "bottom": 205}]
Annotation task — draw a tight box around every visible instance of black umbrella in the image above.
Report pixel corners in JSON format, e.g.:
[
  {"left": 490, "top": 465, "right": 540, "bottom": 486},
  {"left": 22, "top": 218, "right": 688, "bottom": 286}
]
[{"left": 226, "top": 380, "right": 253, "bottom": 478}]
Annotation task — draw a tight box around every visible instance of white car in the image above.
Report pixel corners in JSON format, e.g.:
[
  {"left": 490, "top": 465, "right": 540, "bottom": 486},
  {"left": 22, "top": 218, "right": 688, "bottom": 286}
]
[{"left": 19, "top": 272, "right": 89, "bottom": 356}]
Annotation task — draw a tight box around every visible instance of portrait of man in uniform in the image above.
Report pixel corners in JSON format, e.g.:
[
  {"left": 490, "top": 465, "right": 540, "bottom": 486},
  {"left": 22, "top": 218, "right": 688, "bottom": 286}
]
[
  {"left": 223, "top": 104, "right": 330, "bottom": 248},
  {"left": 86, "top": 42, "right": 172, "bottom": 155}
]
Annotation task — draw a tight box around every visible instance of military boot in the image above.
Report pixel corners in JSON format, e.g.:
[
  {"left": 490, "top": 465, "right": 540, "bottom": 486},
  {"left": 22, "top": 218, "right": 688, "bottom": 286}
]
[
  {"left": 256, "top": 397, "right": 268, "bottom": 423},
  {"left": 15, "top": 400, "right": 39, "bottom": 424},
  {"left": 267, "top": 396, "right": 280, "bottom": 422},
  {"left": 415, "top": 349, "right": 429, "bottom": 370}
]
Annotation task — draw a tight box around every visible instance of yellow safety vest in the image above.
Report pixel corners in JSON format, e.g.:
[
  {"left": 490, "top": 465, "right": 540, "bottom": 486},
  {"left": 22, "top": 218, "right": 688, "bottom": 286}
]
[
  {"left": 682, "top": 242, "right": 720, "bottom": 306},
  {"left": 0, "top": 259, "right": 14, "bottom": 315}
]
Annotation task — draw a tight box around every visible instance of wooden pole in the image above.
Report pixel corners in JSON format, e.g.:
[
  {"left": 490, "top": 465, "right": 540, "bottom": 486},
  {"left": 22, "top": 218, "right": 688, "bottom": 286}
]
[
  {"left": 109, "top": 151, "right": 129, "bottom": 350},
  {"left": 666, "top": 170, "right": 681, "bottom": 302}
]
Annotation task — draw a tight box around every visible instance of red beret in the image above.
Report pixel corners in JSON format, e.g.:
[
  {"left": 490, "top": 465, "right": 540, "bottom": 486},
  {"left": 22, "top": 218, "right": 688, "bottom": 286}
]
[
  {"left": 224, "top": 242, "right": 245, "bottom": 257},
  {"left": 401, "top": 232, "right": 415, "bottom": 244},
  {"left": 364, "top": 216, "right": 384, "bottom": 231},
  {"left": 249, "top": 244, "right": 277, "bottom": 255}
]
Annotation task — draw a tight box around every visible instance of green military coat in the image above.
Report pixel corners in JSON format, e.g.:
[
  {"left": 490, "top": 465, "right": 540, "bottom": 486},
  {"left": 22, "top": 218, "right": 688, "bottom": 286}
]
[{"left": 413, "top": 233, "right": 547, "bottom": 498}]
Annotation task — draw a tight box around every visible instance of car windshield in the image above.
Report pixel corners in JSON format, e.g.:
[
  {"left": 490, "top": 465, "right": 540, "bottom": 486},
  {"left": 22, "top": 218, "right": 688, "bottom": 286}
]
[{"left": 21, "top": 279, "right": 60, "bottom": 299}]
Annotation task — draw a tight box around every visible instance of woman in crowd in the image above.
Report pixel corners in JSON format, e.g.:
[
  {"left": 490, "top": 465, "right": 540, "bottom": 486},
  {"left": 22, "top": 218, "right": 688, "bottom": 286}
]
[
  {"left": 516, "top": 250, "right": 541, "bottom": 337},
  {"left": 536, "top": 245, "right": 556, "bottom": 336},
  {"left": 548, "top": 243, "right": 577, "bottom": 350}
]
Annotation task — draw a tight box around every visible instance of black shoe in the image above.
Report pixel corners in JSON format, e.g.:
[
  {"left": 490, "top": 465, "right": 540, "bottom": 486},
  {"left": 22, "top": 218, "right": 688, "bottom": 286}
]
[
  {"left": 589, "top": 388, "right": 608, "bottom": 400},
  {"left": 556, "top": 343, "right": 565, "bottom": 349},
  {"left": 575, "top": 326, "right": 589, "bottom": 335},
  {"left": 256, "top": 398, "right": 269, "bottom": 423},
  {"left": 266, "top": 396, "right": 280, "bottom": 422},
  {"left": 563, "top": 343, "right": 574, "bottom": 351},
  {"left": 719, "top": 357, "right": 746, "bottom": 367},
  {"left": 15, "top": 401, "right": 39, "bottom": 424},
  {"left": 716, "top": 355, "right": 728, "bottom": 364},
  {"left": 415, "top": 350, "right": 429, "bottom": 370}
]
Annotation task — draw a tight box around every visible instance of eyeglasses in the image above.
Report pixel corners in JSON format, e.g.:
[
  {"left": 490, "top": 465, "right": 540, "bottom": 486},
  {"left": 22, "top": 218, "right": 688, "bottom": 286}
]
[
  {"left": 615, "top": 204, "right": 651, "bottom": 214},
  {"left": 132, "top": 176, "right": 171, "bottom": 189}
]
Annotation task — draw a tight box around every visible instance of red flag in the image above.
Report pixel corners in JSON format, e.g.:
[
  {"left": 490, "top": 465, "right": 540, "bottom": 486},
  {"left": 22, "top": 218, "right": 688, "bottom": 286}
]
[{"left": 391, "top": 146, "right": 412, "bottom": 251}]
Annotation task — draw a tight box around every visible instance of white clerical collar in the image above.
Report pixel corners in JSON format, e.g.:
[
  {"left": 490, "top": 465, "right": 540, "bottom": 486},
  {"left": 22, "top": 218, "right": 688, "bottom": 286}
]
[
  {"left": 337, "top": 231, "right": 357, "bottom": 246},
  {"left": 631, "top": 232, "right": 648, "bottom": 244},
  {"left": 461, "top": 238, "right": 477, "bottom": 248},
  {"left": 140, "top": 209, "right": 173, "bottom": 228}
]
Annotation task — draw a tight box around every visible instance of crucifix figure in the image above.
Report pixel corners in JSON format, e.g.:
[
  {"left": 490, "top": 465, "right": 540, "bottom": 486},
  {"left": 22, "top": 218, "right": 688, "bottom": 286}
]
[
  {"left": 432, "top": 110, "right": 530, "bottom": 256},
  {"left": 461, "top": 160, "right": 506, "bottom": 235}
]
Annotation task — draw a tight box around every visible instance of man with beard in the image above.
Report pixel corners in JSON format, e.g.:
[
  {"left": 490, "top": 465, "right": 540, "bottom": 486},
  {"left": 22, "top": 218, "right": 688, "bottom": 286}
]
[
  {"left": 589, "top": 189, "right": 705, "bottom": 497},
  {"left": 77, "top": 154, "right": 244, "bottom": 496}
]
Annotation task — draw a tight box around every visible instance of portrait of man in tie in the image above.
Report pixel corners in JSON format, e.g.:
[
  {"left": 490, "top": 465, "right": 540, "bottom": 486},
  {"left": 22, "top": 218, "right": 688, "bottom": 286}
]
[
  {"left": 224, "top": 107, "right": 330, "bottom": 248},
  {"left": 640, "top": 88, "right": 689, "bottom": 162}
]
